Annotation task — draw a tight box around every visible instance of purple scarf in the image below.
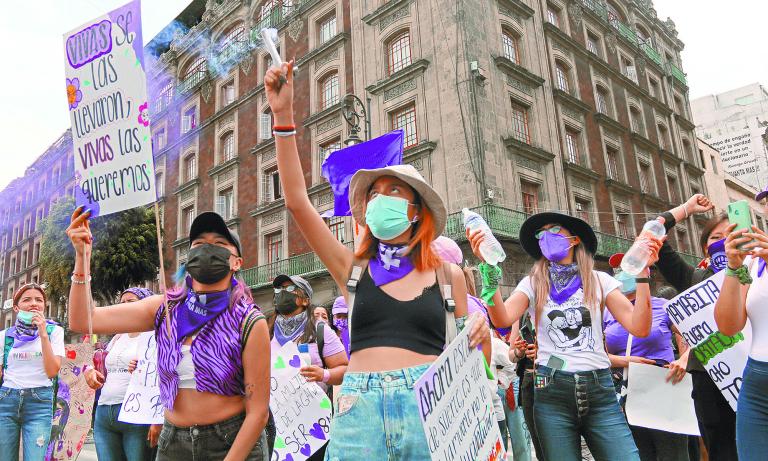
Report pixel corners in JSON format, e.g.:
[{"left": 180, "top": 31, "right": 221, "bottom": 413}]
[
  {"left": 549, "top": 263, "right": 582, "bottom": 304},
  {"left": 7, "top": 319, "right": 57, "bottom": 348},
  {"left": 176, "top": 276, "right": 233, "bottom": 340},
  {"left": 369, "top": 243, "right": 415, "bottom": 286}
]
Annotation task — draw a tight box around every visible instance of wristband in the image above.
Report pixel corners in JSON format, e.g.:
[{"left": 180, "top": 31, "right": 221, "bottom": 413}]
[
  {"left": 634, "top": 278, "right": 651, "bottom": 284},
  {"left": 71, "top": 275, "right": 91, "bottom": 284},
  {"left": 273, "top": 130, "right": 297, "bottom": 137},
  {"left": 322, "top": 369, "right": 331, "bottom": 383},
  {"left": 273, "top": 125, "right": 296, "bottom": 132},
  {"left": 726, "top": 265, "right": 753, "bottom": 285}
]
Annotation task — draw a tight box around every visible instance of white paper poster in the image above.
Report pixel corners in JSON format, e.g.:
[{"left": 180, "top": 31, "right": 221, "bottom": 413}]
[
  {"left": 414, "top": 320, "right": 506, "bottom": 461},
  {"left": 625, "top": 362, "right": 700, "bottom": 435},
  {"left": 664, "top": 269, "right": 752, "bottom": 410},
  {"left": 270, "top": 341, "right": 332, "bottom": 461},
  {"left": 63, "top": 0, "right": 157, "bottom": 218},
  {"left": 118, "top": 331, "right": 163, "bottom": 424}
]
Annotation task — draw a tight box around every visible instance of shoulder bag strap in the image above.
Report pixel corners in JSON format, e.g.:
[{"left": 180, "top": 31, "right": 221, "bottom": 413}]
[
  {"left": 345, "top": 258, "right": 369, "bottom": 342},
  {"left": 316, "top": 321, "right": 326, "bottom": 367},
  {"left": 436, "top": 262, "right": 457, "bottom": 347}
]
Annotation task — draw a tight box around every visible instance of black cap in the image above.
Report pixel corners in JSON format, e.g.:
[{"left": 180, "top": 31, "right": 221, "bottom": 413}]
[
  {"left": 189, "top": 212, "right": 242, "bottom": 256},
  {"left": 519, "top": 212, "right": 597, "bottom": 259}
]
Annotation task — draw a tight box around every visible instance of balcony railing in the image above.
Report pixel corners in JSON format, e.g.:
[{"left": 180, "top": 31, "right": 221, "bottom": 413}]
[
  {"left": 178, "top": 69, "right": 208, "bottom": 94},
  {"left": 669, "top": 63, "right": 687, "bottom": 86},
  {"left": 217, "top": 39, "right": 249, "bottom": 67},
  {"left": 240, "top": 205, "right": 702, "bottom": 289}
]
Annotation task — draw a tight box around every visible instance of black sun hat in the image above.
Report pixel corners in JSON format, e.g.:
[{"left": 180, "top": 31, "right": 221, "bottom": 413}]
[{"left": 519, "top": 212, "right": 597, "bottom": 259}]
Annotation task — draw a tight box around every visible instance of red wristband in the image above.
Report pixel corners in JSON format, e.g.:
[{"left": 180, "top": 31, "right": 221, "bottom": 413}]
[{"left": 273, "top": 125, "right": 296, "bottom": 132}]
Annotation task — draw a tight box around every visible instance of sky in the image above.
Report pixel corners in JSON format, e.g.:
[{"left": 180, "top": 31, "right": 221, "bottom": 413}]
[{"left": 0, "top": 0, "right": 766, "bottom": 190}]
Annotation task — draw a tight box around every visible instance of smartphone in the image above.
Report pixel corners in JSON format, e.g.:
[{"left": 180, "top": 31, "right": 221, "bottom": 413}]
[
  {"left": 520, "top": 324, "right": 535, "bottom": 344},
  {"left": 546, "top": 355, "right": 566, "bottom": 370},
  {"left": 727, "top": 200, "right": 753, "bottom": 248}
]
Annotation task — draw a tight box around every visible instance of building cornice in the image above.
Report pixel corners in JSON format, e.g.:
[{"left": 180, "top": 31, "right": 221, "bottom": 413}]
[
  {"left": 553, "top": 89, "right": 592, "bottom": 113},
  {"left": 207, "top": 157, "right": 241, "bottom": 178},
  {"left": 605, "top": 179, "right": 637, "bottom": 195},
  {"left": 366, "top": 59, "right": 430, "bottom": 95},
  {"left": 659, "top": 148, "right": 683, "bottom": 166},
  {"left": 684, "top": 162, "right": 705, "bottom": 178},
  {"left": 250, "top": 139, "right": 276, "bottom": 156},
  {"left": 594, "top": 113, "right": 627, "bottom": 134},
  {"left": 564, "top": 162, "right": 601, "bottom": 181},
  {"left": 630, "top": 132, "right": 657, "bottom": 151},
  {"left": 173, "top": 178, "right": 200, "bottom": 196},
  {"left": 249, "top": 198, "right": 287, "bottom": 218},
  {"left": 503, "top": 137, "right": 555, "bottom": 163},
  {"left": 303, "top": 104, "right": 343, "bottom": 128},
  {"left": 295, "top": 33, "right": 348, "bottom": 69},
  {"left": 493, "top": 56, "right": 545, "bottom": 88},
  {"left": 362, "top": 0, "right": 410, "bottom": 25},
  {"left": 497, "top": 0, "right": 534, "bottom": 19}
]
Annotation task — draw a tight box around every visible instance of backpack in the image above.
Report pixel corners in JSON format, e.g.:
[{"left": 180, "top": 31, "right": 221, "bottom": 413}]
[
  {"left": 345, "top": 259, "right": 457, "bottom": 347},
  {"left": 2, "top": 323, "right": 59, "bottom": 414}
]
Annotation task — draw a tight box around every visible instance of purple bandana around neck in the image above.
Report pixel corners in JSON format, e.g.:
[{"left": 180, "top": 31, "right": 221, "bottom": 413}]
[
  {"left": 7, "top": 318, "right": 57, "bottom": 348},
  {"left": 176, "top": 276, "right": 233, "bottom": 340},
  {"left": 549, "top": 262, "right": 582, "bottom": 304},
  {"left": 369, "top": 243, "right": 415, "bottom": 286}
]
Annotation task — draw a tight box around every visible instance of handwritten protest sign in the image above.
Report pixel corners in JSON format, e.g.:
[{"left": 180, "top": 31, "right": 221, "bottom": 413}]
[
  {"left": 46, "top": 343, "right": 96, "bottom": 461},
  {"left": 665, "top": 269, "right": 752, "bottom": 410},
  {"left": 119, "top": 332, "right": 162, "bottom": 424},
  {"left": 414, "top": 320, "right": 506, "bottom": 461},
  {"left": 270, "top": 341, "right": 332, "bottom": 461},
  {"left": 63, "top": 0, "right": 156, "bottom": 218}
]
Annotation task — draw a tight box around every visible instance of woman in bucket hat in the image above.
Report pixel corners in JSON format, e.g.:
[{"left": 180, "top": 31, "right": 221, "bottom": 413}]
[
  {"left": 265, "top": 62, "right": 488, "bottom": 460},
  {"left": 470, "top": 211, "right": 660, "bottom": 461}
]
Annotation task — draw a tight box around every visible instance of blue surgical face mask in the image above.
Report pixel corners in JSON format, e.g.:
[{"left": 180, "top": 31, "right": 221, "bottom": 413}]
[
  {"left": 16, "top": 310, "right": 35, "bottom": 324},
  {"left": 365, "top": 195, "right": 415, "bottom": 241},
  {"left": 615, "top": 270, "right": 637, "bottom": 295}
]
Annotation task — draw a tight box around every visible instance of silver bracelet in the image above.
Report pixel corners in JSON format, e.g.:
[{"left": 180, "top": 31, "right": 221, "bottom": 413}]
[
  {"left": 273, "top": 130, "right": 296, "bottom": 137},
  {"left": 71, "top": 275, "right": 91, "bottom": 284}
]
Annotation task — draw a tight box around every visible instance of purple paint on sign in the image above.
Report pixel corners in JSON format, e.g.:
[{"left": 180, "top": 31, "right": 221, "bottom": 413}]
[
  {"left": 74, "top": 173, "right": 101, "bottom": 218},
  {"left": 288, "top": 355, "right": 301, "bottom": 368},
  {"left": 300, "top": 444, "right": 312, "bottom": 456},
  {"left": 309, "top": 422, "right": 326, "bottom": 440},
  {"left": 66, "top": 20, "right": 113, "bottom": 69}
]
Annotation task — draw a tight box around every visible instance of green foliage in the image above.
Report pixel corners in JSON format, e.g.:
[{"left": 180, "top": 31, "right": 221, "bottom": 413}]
[{"left": 39, "top": 198, "right": 160, "bottom": 310}]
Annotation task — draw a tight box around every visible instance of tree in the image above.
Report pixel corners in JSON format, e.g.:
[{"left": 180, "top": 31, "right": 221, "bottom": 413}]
[{"left": 39, "top": 198, "right": 160, "bottom": 311}]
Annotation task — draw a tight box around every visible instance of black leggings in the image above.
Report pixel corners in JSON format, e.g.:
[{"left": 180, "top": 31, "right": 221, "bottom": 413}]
[{"left": 691, "top": 370, "right": 737, "bottom": 461}]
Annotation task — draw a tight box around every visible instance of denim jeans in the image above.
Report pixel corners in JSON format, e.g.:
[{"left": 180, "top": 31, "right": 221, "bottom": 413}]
[
  {"left": 0, "top": 386, "right": 54, "bottom": 461},
  {"left": 94, "top": 403, "right": 151, "bottom": 461},
  {"left": 533, "top": 365, "right": 639, "bottom": 461},
  {"left": 324, "top": 364, "right": 431, "bottom": 461},
  {"left": 156, "top": 412, "right": 269, "bottom": 460},
  {"left": 737, "top": 357, "right": 768, "bottom": 460},
  {"left": 496, "top": 377, "right": 531, "bottom": 461}
]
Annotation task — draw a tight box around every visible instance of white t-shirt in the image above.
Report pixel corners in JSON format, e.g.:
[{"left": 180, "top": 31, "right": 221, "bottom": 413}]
[
  {"left": 515, "top": 271, "right": 621, "bottom": 372},
  {"left": 99, "top": 334, "right": 141, "bottom": 405},
  {"left": 0, "top": 325, "right": 65, "bottom": 389},
  {"left": 747, "top": 259, "right": 768, "bottom": 361}
]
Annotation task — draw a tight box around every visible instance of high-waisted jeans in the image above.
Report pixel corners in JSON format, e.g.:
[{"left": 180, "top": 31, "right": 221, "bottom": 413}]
[
  {"left": 156, "top": 412, "right": 268, "bottom": 460},
  {"left": 533, "top": 365, "right": 639, "bottom": 461},
  {"left": 324, "top": 364, "right": 431, "bottom": 461},
  {"left": 737, "top": 357, "right": 768, "bottom": 460},
  {"left": 0, "top": 386, "right": 54, "bottom": 461}
]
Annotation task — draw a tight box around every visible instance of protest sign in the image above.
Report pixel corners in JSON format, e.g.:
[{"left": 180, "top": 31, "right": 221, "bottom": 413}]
[
  {"left": 414, "top": 320, "right": 506, "bottom": 461},
  {"left": 63, "top": 0, "right": 156, "bottom": 218},
  {"left": 119, "top": 331, "right": 163, "bottom": 424},
  {"left": 626, "top": 362, "right": 699, "bottom": 435},
  {"left": 46, "top": 343, "right": 96, "bottom": 461},
  {"left": 270, "top": 341, "right": 332, "bottom": 461},
  {"left": 664, "top": 269, "right": 752, "bottom": 410}
]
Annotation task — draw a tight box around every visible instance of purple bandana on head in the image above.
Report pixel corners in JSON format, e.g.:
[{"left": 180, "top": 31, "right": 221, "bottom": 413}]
[
  {"left": 7, "top": 319, "right": 58, "bottom": 348},
  {"left": 176, "top": 276, "right": 233, "bottom": 340},
  {"left": 549, "top": 262, "right": 582, "bottom": 304},
  {"left": 369, "top": 243, "right": 415, "bottom": 286}
]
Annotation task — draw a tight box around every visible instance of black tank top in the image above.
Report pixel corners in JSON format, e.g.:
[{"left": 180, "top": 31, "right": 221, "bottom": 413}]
[{"left": 350, "top": 269, "right": 445, "bottom": 356}]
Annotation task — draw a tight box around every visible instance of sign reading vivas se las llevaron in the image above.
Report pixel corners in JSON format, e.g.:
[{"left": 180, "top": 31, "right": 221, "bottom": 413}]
[{"left": 63, "top": 0, "right": 156, "bottom": 218}]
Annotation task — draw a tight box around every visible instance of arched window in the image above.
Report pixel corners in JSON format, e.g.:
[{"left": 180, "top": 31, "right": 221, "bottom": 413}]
[
  {"left": 658, "top": 124, "right": 670, "bottom": 150},
  {"left": 182, "top": 55, "right": 207, "bottom": 91},
  {"left": 636, "top": 24, "right": 652, "bottom": 46},
  {"left": 218, "top": 25, "right": 245, "bottom": 59},
  {"left": 157, "top": 80, "right": 174, "bottom": 112},
  {"left": 682, "top": 139, "right": 693, "bottom": 162},
  {"left": 319, "top": 73, "right": 339, "bottom": 110},
  {"left": 387, "top": 31, "right": 412, "bottom": 75},
  {"left": 259, "top": 109, "right": 273, "bottom": 141},
  {"left": 555, "top": 61, "right": 570, "bottom": 93},
  {"left": 606, "top": 1, "right": 625, "bottom": 25},
  {"left": 183, "top": 153, "right": 197, "bottom": 183},
  {"left": 221, "top": 132, "right": 235, "bottom": 162},
  {"left": 502, "top": 30, "right": 520, "bottom": 64}
]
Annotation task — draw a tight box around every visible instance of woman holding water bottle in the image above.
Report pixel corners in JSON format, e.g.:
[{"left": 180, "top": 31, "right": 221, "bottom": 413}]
[
  {"left": 653, "top": 194, "right": 740, "bottom": 460},
  {"left": 264, "top": 62, "right": 488, "bottom": 460},
  {"left": 470, "top": 212, "right": 659, "bottom": 460}
]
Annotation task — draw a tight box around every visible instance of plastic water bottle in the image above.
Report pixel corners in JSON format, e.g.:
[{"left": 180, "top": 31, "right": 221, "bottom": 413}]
[
  {"left": 620, "top": 218, "right": 666, "bottom": 275},
  {"left": 297, "top": 343, "right": 312, "bottom": 367},
  {"left": 462, "top": 208, "right": 507, "bottom": 265}
]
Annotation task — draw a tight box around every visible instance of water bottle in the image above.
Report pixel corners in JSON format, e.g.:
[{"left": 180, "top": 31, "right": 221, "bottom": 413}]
[
  {"left": 620, "top": 218, "right": 666, "bottom": 275},
  {"left": 297, "top": 343, "right": 312, "bottom": 367},
  {"left": 462, "top": 208, "right": 507, "bottom": 265}
]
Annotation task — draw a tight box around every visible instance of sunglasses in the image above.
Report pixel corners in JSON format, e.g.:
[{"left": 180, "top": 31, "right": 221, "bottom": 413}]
[
  {"left": 274, "top": 285, "right": 299, "bottom": 294},
  {"left": 535, "top": 226, "right": 563, "bottom": 239}
]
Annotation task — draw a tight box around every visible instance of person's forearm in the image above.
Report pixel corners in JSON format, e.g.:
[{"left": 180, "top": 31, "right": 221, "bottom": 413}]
[
  {"left": 326, "top": 365, "right": 347, "bottom": 386},
  {"left": 68, "top": 252, "right": 92, "bottom": 333},
  {"left": 666, "top": 203, "right": 690, "bottom": 224},
  {"left": 608, "top": 353, "right": 628, "bottom": 368},
  {"left": 714, "top": 274, "right": 748, "bottom": 336},
  {"left": 40, "top": 336, "right": 60, "bottom": 378},
  {"left": 631, "top": 284, "right": 652, "bottom": 337},
  {"left": 273, "top": 111, "right": 312, "bottom": 213},
  {"left": 225, "top": 412, "right": 268, "bottom": 461}
]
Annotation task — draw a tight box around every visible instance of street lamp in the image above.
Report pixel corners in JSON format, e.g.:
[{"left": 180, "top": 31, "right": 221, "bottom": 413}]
[{"left": 341, "top": 94, "right": 370, "bottom": 146}]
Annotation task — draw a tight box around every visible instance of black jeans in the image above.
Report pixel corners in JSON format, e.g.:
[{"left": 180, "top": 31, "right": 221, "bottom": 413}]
[
  {"left": 630, "top": 425, "right": 689, "bottom": 461},
  {"left": 156, "top": 413, "right": 268, "bottom": 461},
  {"left": 520, "top": 370, "right": 545, "bottom": 460},
  {"left": 691, "top": 370, "right": 737, "bottom": 461}
]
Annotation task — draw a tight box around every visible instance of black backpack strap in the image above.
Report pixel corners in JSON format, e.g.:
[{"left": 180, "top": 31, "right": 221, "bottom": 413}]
[
  {"left": 315, "top": 321, "right": 326, "bottom": 368},
  {"left": 345, "top": 258, "right": 369, "bottom": 342},
  {"left": 436, "top": 262, "right": 457, "bottom": 347}
]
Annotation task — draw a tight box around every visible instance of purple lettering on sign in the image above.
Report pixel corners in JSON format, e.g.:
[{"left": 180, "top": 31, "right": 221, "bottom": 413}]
[{"left": 66, "top": 20, "right": 113, "bottom": 69}]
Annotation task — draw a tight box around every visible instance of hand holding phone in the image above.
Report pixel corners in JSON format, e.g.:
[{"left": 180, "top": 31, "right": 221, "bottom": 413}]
[{"left": 727, "top": 200, "right": 754, "bottom": 250}]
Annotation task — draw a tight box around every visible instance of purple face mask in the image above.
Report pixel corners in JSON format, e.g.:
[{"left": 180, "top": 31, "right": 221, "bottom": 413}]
[
  {"left": 707, "top": 238, "right": 727, "bottom": 273},
  {"left": 539, "top": 232, "right": 574, "bottom": 262}
]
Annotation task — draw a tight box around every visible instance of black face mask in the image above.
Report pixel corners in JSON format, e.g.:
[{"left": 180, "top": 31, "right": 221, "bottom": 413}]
[
  {"left": 186, "top": 244, "right": 233, "bottom": 285},
  {"left": 274, "top": 291, "right": 300, "bottom": 315}
]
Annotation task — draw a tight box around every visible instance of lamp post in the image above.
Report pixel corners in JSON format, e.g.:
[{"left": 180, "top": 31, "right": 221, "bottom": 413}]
[{"left": 341, "top": 94, "right": 370, "bottom": 146}]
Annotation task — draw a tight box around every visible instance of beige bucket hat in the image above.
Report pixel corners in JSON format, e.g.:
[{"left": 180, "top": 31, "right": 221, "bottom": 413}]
[{"left": 348, "top": 164, "right": 447, "bottom": 236}]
